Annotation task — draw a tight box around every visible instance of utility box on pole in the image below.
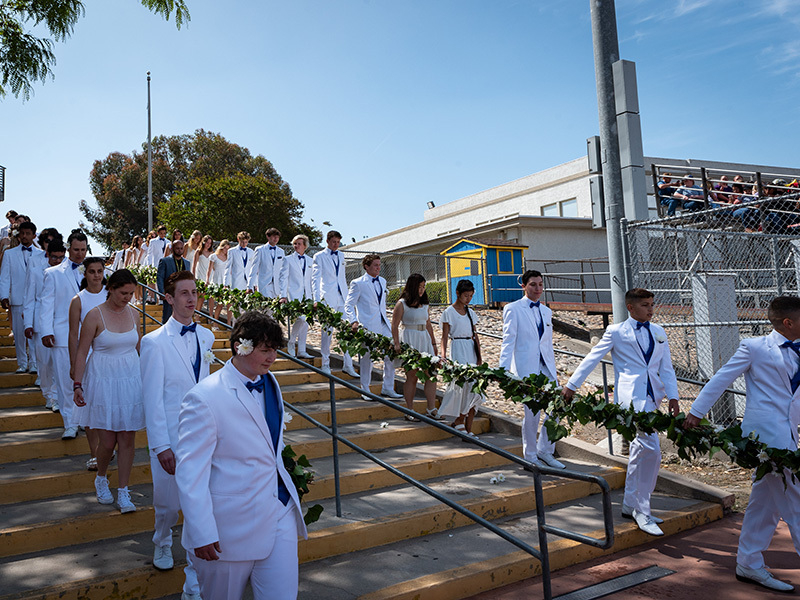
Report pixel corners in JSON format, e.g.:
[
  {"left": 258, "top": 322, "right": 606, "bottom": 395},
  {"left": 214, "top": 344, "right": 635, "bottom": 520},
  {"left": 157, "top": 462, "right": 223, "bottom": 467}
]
[
  {"left": 587, "top": 136, "right": 605, "bottom": 229},
  {"left": 613, "top": 59, "right": 649, "bottom": 222}
]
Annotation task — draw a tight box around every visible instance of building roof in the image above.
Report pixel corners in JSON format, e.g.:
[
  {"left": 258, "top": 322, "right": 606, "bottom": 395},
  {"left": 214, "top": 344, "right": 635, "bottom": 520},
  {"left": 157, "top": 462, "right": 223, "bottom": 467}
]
[{"left": 459, "top": 237, "right": 528, "bottom": 248}]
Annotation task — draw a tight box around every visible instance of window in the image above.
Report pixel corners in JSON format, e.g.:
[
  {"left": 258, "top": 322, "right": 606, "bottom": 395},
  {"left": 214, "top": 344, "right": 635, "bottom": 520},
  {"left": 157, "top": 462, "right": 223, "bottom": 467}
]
[
  {"left": 541, "top": 198, "right": 578, "bottom": 217},
  {"left": 541, "top": 203, "right": 559, "bottom": 217},
  {"left": 470, "top": 260, "right": 479, "bottom": 276},
  {"left": 497, "top": 250, "right": 513, "bottom": 273}
]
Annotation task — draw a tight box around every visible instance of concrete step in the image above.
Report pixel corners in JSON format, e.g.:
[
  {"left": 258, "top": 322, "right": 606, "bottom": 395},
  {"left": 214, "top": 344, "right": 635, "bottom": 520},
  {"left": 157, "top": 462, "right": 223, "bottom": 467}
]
[
  {"left": 0, "top": 346, "right": 17, "bottom": 358},
  {"left": 0, "top": 387, "right": 45, "bottom": 409},
  {"left": 0, "top": 406, "right": 63, "bottom": 432},
  {"left": 0, "top": 372, "right": 37, "bottom": 387},
  {"left": 0, "top": 428, "right": 150, "bottom": 463}
]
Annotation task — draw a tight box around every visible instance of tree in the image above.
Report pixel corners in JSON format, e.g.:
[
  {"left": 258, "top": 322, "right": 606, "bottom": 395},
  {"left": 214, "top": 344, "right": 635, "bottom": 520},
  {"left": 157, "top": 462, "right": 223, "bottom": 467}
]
[
  {"left": 81, "top": 129, "right": 321, "bottom": 250},
  {"left": 1, "top": 0, "right": 189, "bottom": 99}
]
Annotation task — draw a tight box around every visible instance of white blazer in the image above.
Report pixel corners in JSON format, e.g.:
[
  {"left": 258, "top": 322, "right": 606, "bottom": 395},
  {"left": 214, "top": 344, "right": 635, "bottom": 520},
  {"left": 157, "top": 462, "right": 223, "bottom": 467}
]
[
  {"left": 140, "top": 318, "right": 216, "bottom": 454},
  {"left": 690, "top": 330, "right": 800, "bottom": 450},
  {"left": 0, "top": 245, "right": 43, "bottom": 305},
  {"left": 23, "top": 253, "right": 49, "bottom": 331},
  {"left": 281, "top": 253, "right": 312, "bottom": 301},
  {"left": 176, "top": 361, "right": 307, "bottom": 561},
  {"left": 38, "top": 260, "right": 81, "bottom": 346},
  {"left": 147, "top": 237, "right": 170, "bottom": 264},
  {"left": 246, "top": 244, "right": 285, "bottom": 297},
  {"left": 111, "top": 248, "right": 126, "bottom": 271},
  {"left": 498, "top": 297, "right": 558, "bottom": 381},
  {"left": 311, "top": 249, "right": 347, "bottom": 309},
  {"left": 567, "top": 317, "right": 679, "bottom": 412},
  {"left": 344, "top": 273, "right": 391, "bottom": 337},
  {"left": 224, "top": 246, "right": 254, "bottom": 290}
]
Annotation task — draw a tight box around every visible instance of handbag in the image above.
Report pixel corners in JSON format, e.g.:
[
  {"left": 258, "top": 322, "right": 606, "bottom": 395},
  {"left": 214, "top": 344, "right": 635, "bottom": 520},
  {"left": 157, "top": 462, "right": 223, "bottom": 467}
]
[{"left": 464, "top": 308, "right": 482, "bottom": 365}]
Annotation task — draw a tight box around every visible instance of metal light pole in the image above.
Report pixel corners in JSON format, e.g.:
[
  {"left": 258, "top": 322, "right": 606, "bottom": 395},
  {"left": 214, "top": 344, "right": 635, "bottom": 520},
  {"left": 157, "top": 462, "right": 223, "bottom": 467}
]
[
  {"left": 590, "top": 0, "right": 628, "bottom": 322},
  {"left": 147, "top": 71, "right": 153, "bottom": 232}
]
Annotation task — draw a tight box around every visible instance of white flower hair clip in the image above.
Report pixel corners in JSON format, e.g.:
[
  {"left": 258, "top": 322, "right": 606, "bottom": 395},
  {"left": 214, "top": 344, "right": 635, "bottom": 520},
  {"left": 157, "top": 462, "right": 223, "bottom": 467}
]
[
  {"left": 202, "top": 350, "right": 216, "bottom": 364},
  {"left": 237, "top": 339, "right": 254, "bottom": 356},
  {"left": 283, "top": 412, "right": 293, "bottom": 430},
  {"left": 77, "top": 264, "right": 85, "bottom": 275}
]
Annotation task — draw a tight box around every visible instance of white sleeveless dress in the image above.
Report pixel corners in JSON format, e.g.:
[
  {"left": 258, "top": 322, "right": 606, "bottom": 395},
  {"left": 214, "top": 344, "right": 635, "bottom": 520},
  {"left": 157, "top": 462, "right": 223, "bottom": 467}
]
[
  {"left": 438, "top": 305, "right": 485, "bottom": 419},
  {"left": 195, "top": 252, "right": 211, "bottom": 283},
  {"left": 76, "top": 306, "right": 144, "bottom": 431},
  {"left": 79, "top": 288, "right": 105, "bottom": 322},
  {"left": 399, "top": 299, "right": 434, "bottom": 354},
  {"left": 208, "top": 254, "right": 228, "bottom": 285}
]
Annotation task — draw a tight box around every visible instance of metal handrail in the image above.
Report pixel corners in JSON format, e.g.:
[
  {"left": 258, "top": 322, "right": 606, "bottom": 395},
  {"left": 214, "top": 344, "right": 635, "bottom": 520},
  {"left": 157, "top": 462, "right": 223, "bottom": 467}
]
[{"left": 120, "top": 275, "right": 613, "bottom": 600}]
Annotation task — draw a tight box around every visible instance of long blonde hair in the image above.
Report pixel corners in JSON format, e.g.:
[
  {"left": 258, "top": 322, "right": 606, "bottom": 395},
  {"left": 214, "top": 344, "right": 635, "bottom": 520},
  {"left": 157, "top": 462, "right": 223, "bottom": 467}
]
[
  {"left": 187, "top": 230, "right": 202, "bottom": 251},
  {"left": 215, "top": 239, "right": 230, "bottom": 257}
]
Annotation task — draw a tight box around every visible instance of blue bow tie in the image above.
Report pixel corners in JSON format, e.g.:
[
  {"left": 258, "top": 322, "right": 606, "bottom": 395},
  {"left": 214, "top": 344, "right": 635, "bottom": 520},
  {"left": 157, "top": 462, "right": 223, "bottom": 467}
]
[
  {"left": 636, "top": 321, "right": 650, "bottom": 330},
  {"left": 783, "top": 340, "right": 800, "bottom": 353},
  {"left": 330, "top": 250, "right": 338, "bottom": 255},
  {"left": 298, "top": 254, "right": 304, "bottom": 259},
  {"left": 180, "top": 323, "right": 197, "bottom": 336},
  {"left": 71, "top": 262, "right": 79, "bottom": 270},
  {"left": 22, "top": 246, "right": 32, "bottom": 252},
  {"left": 529, "top": 301, "right": 540, "bottom": 308},
  {"left": 269, "top": 246, "right": 276, "bottom": 250},
  {"left": 245, "top": 378, "right": 265, "bottom": 394},
  {"left": 240, "top": 246, "right": 247, "bottom": 251},
  {"left": 372, "top": 277, "right": 380, "bottom": 283}
]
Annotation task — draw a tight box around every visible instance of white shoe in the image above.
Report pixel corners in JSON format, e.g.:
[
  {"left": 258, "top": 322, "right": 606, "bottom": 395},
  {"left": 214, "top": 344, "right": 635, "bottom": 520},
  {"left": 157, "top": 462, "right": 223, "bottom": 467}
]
[
  {"left": 537, "top": 453, "right": 566, "bottom": 469},
  {"left": 381, "top": 388, "right": 403, "bottom": 399},
  {"left": 632, "top": 509, "right": 664, "bottom": 536},
  {"left": 45, "top": 397, "right": 54, "bottom": 409},
  {"left": 297, "top": 350, "right": 313, "bottom": 359},
  {"left": 34, "top": 376, "right": 41, "bottom": 386},
  {"left": 61, "top": 426, "right": 79, "bottom": 439},
  {"left": 29, "top": 367, "right": 37, "bottom": 375},
  {"left": 153, "top": 544, "right": 174, "bottom": 570},
  {"left": 51, "top": 403, "right": 59, "bottom": 413},
  {"left": 426, "top": 408, "right": 445, "bottom": 421},
  {"left": 736, "top": 564, "right": 794, "bottom": 592},
  {"left": 181, "top": 593, "right": 202, "bottom": 600},
  {"left": 321, "top": 366, "right": 331, "bottom": 374},
  {"left": 287, "top": 345, "right": 296, "bottom": 357},
  {"left": 15, "top": 367, "right": 27, "bottom": 374},
  {"left": 622, "top": 503, "right": 663, "bottom": 524},
  {"left": 117, "top": 487, "right": 136, "bottom": 513},
  {"left": 95, "top": 476, "right": 114, "bottom": 505},
  {"left": 342, "top": 366, "right": 359, "bottom": 378},
  {"left": 86, "top": 457, "right": 98, "bottom": 471}
]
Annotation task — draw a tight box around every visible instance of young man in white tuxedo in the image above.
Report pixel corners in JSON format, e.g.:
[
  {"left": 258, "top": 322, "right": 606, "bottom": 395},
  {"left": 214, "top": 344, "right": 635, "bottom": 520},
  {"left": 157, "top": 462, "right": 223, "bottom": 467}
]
[
  {"left": 311, "top": 230, "right": 355, "bottom": 376},
  {"left": 111, "top": 242, "right": 129, "bottom": 271},
  {"left": 39, "top": 229, "right": 88, "bottom": 439},
  {"left": 247, "top": 227, "right": 285, "bottom": 298},
  {"left": 141, "top": 271, "right": 215, "bottom": 600},
  {"left": 25, "top": 239, "right": 65, "bottom": 409},
  {"left": 563, "top": 288, "right": 679, "bottom": 537},
  {"left": 280, "top": 234, "right": 313, "bottom": 358},
  {"left": 686, "top": 295, "right": 800, "bottom": 593},
  {"left": 344, "top": 254, "right": 402, "bottom": 400},
  {"left": 499, "top": 270, "right": 566, "bottom": 471},
  {"left": 224, "top": 231, "right": 254, "bottom": 291},
  {"left": 0, "top": 221, "right": 44, "bottom": 373},
  {"left": 176, "top": 311, "right": 307, "bottom": 600},
  {"left": 147, "top": 225, "right": 170, "bottom": 265}
]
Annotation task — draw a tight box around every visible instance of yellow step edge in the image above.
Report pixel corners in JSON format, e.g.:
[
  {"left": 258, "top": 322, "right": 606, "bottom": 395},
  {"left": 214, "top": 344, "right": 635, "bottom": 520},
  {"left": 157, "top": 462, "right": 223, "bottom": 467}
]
[
  {"left": 0, "top": 410, "right": 64, "bottom": 432},
  {"left": 0, "top": 373, "right": 37, "bottom": 387},
  {"left": 0, "top": 391, "right": 46, "bottom": 409},
  {"left": 1, "top": 430, "right": 150, "bottom": 463},
  {"left": 358, "top": 501, "right": 724, "bottom": 600}
]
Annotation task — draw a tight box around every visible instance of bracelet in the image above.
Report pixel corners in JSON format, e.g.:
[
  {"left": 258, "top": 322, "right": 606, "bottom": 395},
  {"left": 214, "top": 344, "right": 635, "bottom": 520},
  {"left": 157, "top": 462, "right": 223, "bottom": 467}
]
[{"left": 73, "top": 382, "right": 82, "bottom": 390}]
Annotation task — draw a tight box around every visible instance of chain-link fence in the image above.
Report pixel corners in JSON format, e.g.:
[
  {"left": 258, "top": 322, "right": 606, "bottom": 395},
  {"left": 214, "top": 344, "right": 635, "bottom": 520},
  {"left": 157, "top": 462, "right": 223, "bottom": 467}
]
[{"left": 626, "top": 194, "right": 800, "bottom": 425}]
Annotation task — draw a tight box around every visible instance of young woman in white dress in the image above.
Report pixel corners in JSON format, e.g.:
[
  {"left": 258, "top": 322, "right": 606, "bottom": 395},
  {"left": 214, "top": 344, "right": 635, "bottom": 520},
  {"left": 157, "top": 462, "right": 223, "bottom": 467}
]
[
  {"left": 206, "top": 239, "right": 231, "bottom": 329},
  {"left": 192, "top": 234, "right": 213, "bottom": 314},
  {"left": 391, "top": 273, "right": 442, "bottom": 422},
  {"left": 72, "top": 269, "right": 144, "bottom": 513},
  {"left": 184, "top": 229, "right": 202, "bottom": 266},
  {"left": 439, "top": 279, "right": 484, "bottom": 438},
  {"left": 125, "top": 236, "right": 144, "bottom": 302},
  {"left": 68, "top": 258, "right": 107, "bottom": 469}
]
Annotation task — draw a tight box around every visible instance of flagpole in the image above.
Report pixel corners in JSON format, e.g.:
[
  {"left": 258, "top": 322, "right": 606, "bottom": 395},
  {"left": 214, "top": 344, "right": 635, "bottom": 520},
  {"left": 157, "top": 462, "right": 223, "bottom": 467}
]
[{"left": 147, "top": 71, "right": 153, "bottom": 232}]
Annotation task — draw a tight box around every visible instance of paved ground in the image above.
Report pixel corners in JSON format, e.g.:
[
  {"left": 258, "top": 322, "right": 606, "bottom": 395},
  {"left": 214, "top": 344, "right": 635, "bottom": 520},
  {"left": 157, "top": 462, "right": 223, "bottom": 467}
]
[{"left": 468, "top": 513, "right": 798, "bottom": 599}]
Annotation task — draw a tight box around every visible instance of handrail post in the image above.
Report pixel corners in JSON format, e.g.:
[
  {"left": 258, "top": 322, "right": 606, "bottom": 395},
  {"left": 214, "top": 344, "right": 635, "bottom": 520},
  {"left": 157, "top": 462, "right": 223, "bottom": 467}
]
[
  {"left": 329, "top": 377, "right": 342, "bottom": 518},
  {"left": 533, "top": 470, "right": 552, "bottom": 600},
  {"left": 602, "top": 362, "right": 614, "bottom": 456}
]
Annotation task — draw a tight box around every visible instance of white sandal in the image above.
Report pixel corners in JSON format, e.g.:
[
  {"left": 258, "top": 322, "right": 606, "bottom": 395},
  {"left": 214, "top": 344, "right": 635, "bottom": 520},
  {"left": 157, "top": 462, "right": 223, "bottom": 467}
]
[{"left": 426, "top": 408, "right": 445, "bottom": 421}]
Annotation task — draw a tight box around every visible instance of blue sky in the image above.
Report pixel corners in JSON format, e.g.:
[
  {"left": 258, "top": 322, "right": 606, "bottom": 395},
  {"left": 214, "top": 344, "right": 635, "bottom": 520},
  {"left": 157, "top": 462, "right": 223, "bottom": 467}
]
[{"left": 2, "top": 0, "right": 799, "bottom": 250}]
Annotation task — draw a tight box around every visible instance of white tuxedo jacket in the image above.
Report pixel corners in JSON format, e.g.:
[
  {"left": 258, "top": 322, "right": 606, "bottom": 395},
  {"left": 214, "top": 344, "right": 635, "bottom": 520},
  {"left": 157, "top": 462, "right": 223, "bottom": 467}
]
[
  {"left": 311, "top": 249, "right": 347, "bottom": 309},
  {"left": 344, "top": 273, "right": 391, "bottom": 337},
  {"left": 281, "top": 253, "right": 312, "bottom": 301},
  {"left": 176, "top": 361, "right": 307, "bottom": 560},
  {"left": 111, "top": 249, "right": 126, "bottom": 271},
  {"left": 499, "top": 297, "right": 557, "bottom": 381},
  {"left": 0, "top": 245, "right": 43, "bottom": 305},
  {"left": 246, "top": 244, "right": 285, "bottom": 297},
  {"left": 567, "top": 317, "right": 679, "bottom": 412},
  {"left": 690, "top": 330, "right": 800, "bottom": 450},
  {"left": 147, "top": 237, "right": 170, "bottom": 264},
  {"left": 141, "top": 318, "right": 216, "bottom": 454},
  {"left": 224, "top": 246, "right": 254, "bottom": 290},
  {"left": 23, "top": 253, "right": 49, "bottom": 331},
  {"left": 39, "top": 260, "right": 81, "bottom": 346}
]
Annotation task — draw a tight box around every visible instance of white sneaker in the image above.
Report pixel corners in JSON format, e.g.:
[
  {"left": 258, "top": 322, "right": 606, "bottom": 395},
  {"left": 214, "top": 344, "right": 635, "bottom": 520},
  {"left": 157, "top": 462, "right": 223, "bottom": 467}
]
[
  {"left": 321, "top": 365, "right": 331, "bottom": 374},
  {"left": 622, "top": 503, "right": 663, "bottom": 524},
  {"left": 537, "top": 453, "right": 566, "bottom": 469},
  {"left": 51, "top": 403, "right": 59, "bottom": 413},
  {"left": 632, "top": 509, "right": 664, "bottom": 536},
  {"left": 287, "top": 344, "right": 296, "bottom": 357},
  {"left": 736, "top": 564, "right": 794, "bottom": 592},
  {"left": 381, "top": 388, "right": 403, "bottom": 399},
  {"left": 153, "top": 544, "right": 174, "bottom": 570},
  {"left": 61, "top": 426, "right": 79, "bottom": 439},
  {"left": 15, "top": 367, "right": 27, "bottom": 374},
  {"left": 297, "top": 350, "right": 313, "bottom": 359},
  {"left": 342, "top": 366, "right": 359, "bottom": 378},
  {"left": 117, "top": 487, "right": 136, "bottom": 513},
  {"left": 45, "top": 397, "right": 54, "bottom": 409},
  {"left": 95, "top": 476, "right": 114, "bottom": 505}
]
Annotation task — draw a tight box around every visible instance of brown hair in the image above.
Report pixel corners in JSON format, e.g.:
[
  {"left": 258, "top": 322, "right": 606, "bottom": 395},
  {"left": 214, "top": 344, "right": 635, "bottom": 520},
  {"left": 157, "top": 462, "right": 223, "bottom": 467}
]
[{"left": 165, "top": 270, "right": 196, "bottom": 297}]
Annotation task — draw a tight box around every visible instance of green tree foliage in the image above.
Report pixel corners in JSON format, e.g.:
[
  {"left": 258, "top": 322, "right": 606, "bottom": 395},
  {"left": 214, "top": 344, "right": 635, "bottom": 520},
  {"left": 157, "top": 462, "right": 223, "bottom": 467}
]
[
  {"left": 1, "top": 0, "right": 189, "bottom": 100},
  {"left": 81, "top": 129, "right": 321, "bottom": 250}
]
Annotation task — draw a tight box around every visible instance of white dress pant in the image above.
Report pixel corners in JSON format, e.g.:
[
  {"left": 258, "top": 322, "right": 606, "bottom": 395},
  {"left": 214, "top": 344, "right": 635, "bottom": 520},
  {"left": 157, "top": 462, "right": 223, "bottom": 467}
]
[
  {"left": 32, "top": 333, "right": 55, "bottom": 402},
  {"left": 623, "top": 431, "right": 661, "bottom": 515},
  {"left": 51, "top": 346, "right": 75, "bottom": 428},
  {"left": 288, "top": 316, "right": 308, "bottom": 354},
  {"left": 359, "top": 351, "right": 395, "bottom": 394},
  {"left": 193, "top": 503, "right": 299, "bottom": 600},
  {"left": 320, "top": 327, "right": 352, "bottom": 371},
  {"left": 10, "top": 305, "right": 34, "bottom": 370},
  {"left": 149, "top": 452, "right": 200, "bottom": 595},
  {"left": 737, "top": 468, "right": 800, "bottom": 569},
  {"left": 522, "top": 406, "right": 555, "bottom": 461}
]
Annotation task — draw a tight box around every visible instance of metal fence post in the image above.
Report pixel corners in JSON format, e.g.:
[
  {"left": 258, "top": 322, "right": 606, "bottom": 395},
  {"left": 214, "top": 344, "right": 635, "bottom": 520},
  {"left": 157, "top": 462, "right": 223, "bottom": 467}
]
[{"left": 329, "top": 378, "right": 342, "bottom": 518}]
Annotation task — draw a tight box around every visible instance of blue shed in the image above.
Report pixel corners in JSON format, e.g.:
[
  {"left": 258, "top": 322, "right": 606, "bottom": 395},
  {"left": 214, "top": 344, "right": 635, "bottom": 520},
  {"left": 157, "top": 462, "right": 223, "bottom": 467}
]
[{"left": 441, "top": 238, "right": 528, "bottom": 305}]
